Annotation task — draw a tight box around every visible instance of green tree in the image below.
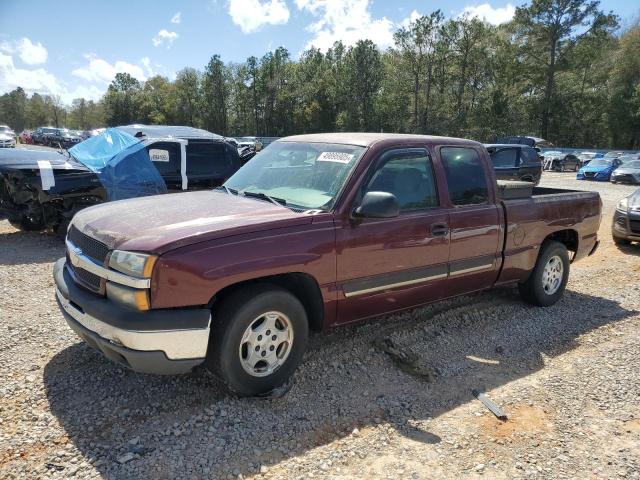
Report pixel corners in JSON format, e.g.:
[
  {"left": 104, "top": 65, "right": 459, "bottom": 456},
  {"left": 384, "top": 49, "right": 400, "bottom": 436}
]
[
  {"left": 512, "top": 0, "right": 618, "bottom": 139},
  {"left": 201, "top": 55, "right": 229, "bottom": 135}
]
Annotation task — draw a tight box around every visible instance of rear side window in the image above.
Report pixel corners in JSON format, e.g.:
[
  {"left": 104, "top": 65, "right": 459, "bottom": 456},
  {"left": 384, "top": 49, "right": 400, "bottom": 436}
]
[
  {"left": 440, "top": 147, "right": 489, "bottom": 206},
  {"left": 147, "top": 142, "right": 180, "bottom": 175},
  {"left": 365, "top": 149, "right": 438, "bottom": 211},
  {"left": 489, "top": 148, "right": 518, "bottom": 168},
  {"left": 186, "top": 142, "right": 229, "bottom": 175},
  {"left": 521, "top": 147, "right": 540, "bottom": 163}
]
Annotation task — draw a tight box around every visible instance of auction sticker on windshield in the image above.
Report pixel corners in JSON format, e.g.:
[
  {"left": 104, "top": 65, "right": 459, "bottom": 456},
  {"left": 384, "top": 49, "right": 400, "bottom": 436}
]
[{"left": 317, "top": 152, "right": 354, "bottom": 164}]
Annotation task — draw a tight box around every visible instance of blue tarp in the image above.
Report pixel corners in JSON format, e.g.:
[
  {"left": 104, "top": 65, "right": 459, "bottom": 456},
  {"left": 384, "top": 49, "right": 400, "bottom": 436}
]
[{"left": 69, "top": 128, "right": 167, "bottom": 201}]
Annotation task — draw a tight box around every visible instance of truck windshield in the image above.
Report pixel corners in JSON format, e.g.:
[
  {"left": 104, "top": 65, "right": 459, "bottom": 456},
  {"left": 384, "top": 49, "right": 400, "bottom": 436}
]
[{"left": 224, "top": 141, "right": 364, "bottom": 211}]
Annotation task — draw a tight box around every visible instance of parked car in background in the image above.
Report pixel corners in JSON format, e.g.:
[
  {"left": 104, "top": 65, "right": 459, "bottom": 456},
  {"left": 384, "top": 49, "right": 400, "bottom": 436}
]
[
  {"left": 577, "top": 151, "right": 601, "bottom": 166},
  {"left": 48, "top": 128, "right": 83, "bottom": 148},
  {"left": 617, "top": 153, "right": 640, "bottom": 165},
  {"left": 542, "top": 151, "right": 581, "bottom": 171},
  {"left": 604, "top": 151, "right": 625, "bottom": 160},
  {"left": 610, "top": 159, "right": 640, "bottom": 184},
  {"left": 612, "top": 188, "right": 640, "bottom": 245},
  {"left": 31, "top": 127, "right": 58, "bottom": 145},
  {"left": 0, "top": 125, "right": 16, "bottom": 148},
  {"left": 495, "top": 136, "right": 554, "bottom": 149},
  {"left": 485, "top": 143, "right": 542, "bottom": 184},
  {"left": 0, "top": 125, "right": 243, "bottom": 234},
  {"left": 577, "top": 157, "right": 622, "bottom": 181},
  {"left": 53, "top": 132, "right": 602, "bottom": 395},
  {"left": 19, "top": 130, "right": 33, "bottom": 144},
  {"left": 236, "top": 136, "right": 264, "bottom": 151}
]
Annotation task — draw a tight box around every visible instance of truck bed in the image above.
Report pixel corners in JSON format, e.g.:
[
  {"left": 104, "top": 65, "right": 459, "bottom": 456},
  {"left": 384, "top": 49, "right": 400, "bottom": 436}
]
[{"left": 496, "top": 185, "right": 601, "bottom": 285}]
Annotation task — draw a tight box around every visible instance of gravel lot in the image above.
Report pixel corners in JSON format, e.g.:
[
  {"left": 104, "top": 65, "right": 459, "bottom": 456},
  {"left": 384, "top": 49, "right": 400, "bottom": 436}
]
[{"left": 1, "top": 172, "right": 639, "bottom": 479}]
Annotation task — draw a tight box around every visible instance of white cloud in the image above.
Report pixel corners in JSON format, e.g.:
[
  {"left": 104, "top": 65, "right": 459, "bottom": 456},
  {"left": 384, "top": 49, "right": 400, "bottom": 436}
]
[
  {"left": 0, "top": 51, "right": 103, "bottom": 103},
  {"left": 399, "top": 9, "right": 422, "bottom": 29},
  {"left": 459, "top": 3, "right": 516, "bottom": 25},
  {"left": 71, "top": 54, "right": 148, "bottom": 84},
  {"left": 152, "top": 29, "right": 179, "bottom": 48},
  {"left": 228, "top": 0, "right": 290, "bottom": 34},
  {"left": 171, "top": 11, "right": 181, "bottom": 24},
  {"left": 296, "top": 0, "right": 395, "bottom": 51},
  {"left": 0, "top": 37, "right": 48, "bottom": 65}
]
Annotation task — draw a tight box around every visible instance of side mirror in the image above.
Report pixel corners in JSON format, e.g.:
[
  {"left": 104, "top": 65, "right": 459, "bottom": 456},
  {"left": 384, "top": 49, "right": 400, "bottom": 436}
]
[{"left": 353, "top": 191, "right": 400, "bottom": 219}]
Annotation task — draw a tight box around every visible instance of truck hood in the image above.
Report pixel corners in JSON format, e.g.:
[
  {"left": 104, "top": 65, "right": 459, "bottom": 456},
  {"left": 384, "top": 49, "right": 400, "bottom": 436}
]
[
  {"left": 72, "top": 190, "right": 313, "bottom": 253},
  {"left": 0, "top": 148, "right": 87, "bottom": 171}
]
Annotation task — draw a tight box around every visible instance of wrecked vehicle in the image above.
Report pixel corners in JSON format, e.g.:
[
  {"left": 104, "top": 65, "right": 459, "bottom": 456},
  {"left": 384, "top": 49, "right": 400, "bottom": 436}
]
[
  {"left": 54, "top": 133, "right": 602, "bottom": 396},
  {"left": 0, "top": 125, "right": 243, "bottom": 234}
]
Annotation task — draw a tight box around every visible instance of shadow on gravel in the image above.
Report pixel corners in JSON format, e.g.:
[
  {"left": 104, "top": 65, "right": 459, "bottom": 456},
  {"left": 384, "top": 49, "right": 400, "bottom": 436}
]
[
  {"left": 615, "top": 243, "right": 640, "bottom": 257},
  {"left": 44, "top": 287, "right": 635, "bottom": 479},
  {"left": 0, "top": 229, "right": 63, "bottom": 265}
]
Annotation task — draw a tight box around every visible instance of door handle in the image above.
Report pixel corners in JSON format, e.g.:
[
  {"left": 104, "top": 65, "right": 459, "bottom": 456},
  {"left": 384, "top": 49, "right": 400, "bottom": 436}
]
[{"left": 429, "top": 222, "right": 449, "bottom": 237}]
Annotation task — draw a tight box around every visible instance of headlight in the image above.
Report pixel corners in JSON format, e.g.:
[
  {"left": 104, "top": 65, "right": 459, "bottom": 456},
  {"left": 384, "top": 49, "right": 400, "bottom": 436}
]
[
  {"left": 106, "top": 282, "right": 150, "bottom": 310},
  {"left": 617, "top": 197, "right": 629, "bottom": 213},
  {"left": 109, "top": 250, "right": 157, "bottom": 278}
]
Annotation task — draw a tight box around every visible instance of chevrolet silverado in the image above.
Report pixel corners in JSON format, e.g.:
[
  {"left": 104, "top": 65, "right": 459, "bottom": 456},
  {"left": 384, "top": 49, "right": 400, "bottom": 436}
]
[{"left": 53, "top": 133, "right": 601, "bottom": 395}]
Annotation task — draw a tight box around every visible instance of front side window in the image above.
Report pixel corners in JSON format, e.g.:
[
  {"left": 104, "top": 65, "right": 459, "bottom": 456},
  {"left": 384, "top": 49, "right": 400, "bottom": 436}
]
[
  {"left": 441, "top": 147, "right": 489, "bottom": 206},
  {"left": 225, "top": 141, "right": 364, "bottom": 210},
  {"left": 489, "top": 148, "right": 518, "bottom": 168},
  {"left": 364, "top": 149, "right": 438, "bottom": 211}
]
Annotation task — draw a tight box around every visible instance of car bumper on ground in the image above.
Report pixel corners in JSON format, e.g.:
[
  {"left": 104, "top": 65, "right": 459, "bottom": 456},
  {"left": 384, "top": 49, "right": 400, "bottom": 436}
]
[
  {"left": 53, "top": 258, "right": 211, "bottom": 374},
  {"left": 612, "top": 210, "right": 640, "bottom": 242}
]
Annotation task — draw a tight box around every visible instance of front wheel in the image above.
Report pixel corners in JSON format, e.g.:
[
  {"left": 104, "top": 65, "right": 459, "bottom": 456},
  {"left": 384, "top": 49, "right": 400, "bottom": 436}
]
[
  {"left": 206, "top": 285, "right": 309, "bottom": 396},
  {"left": 518, "top": 240, "right": 570, "bottom": 307},
  {"left": 613, "top": 235, "right": 630, "bottom": 246}
]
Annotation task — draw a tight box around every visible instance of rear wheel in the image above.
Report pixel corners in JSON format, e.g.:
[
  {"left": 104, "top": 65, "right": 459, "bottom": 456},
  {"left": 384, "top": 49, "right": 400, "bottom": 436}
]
[
  {"left": 206, "top": 285, "right": 309, "bottom": 396},
  {"left": 518, "top": 240, "right": 570, "bottom": 307}
]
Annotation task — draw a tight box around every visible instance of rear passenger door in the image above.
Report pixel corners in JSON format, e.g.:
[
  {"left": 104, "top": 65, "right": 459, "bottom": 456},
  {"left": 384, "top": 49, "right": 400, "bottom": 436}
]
[
  {"left": 439, "top": 146, "right": 502, "bottom": 296},
  {"left": 186, "top": 141, "right": 240, "bottom": 190},
  {"left": 147, "top": 141, "right": 182, "bottom": 192}
]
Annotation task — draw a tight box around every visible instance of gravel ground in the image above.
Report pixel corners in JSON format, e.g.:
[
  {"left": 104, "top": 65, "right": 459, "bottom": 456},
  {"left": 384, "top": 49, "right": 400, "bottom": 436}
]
[{"left": 1, "top": 172, "right": 639, "bottom": 479}]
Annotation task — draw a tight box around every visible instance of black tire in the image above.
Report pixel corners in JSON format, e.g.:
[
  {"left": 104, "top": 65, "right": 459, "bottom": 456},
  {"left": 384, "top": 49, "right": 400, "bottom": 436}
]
[
  {"left": 205, "top": 284, "right": 309, "bottom": 396},
  {"left": 9, "top": 215, "right": 44, "bottom": 231},
  {"left": 613, "top": 235, "right": 630, "bottom": 246},
  {"left": 518, "top": 240, "right": 570, "bottom": 307}
]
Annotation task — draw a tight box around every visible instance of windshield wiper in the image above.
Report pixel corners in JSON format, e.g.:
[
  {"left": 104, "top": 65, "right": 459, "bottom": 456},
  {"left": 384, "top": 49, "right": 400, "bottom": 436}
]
[
  {"left": 242, "top": 190, "right": 288, "bottom": 207},
  {"left": 219, "top": 185, "right": 239, "bottom": 195}
]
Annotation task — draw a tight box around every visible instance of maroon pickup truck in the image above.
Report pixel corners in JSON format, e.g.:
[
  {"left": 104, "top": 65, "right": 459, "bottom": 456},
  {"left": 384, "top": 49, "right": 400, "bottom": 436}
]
[{"left": 53, "top": 133, "right": 601, "bottom": 395}]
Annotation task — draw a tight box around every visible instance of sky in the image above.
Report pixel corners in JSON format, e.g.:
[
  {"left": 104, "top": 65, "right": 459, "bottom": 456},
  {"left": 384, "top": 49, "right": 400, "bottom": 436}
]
[{"left": 0, "top": 0, "right": 637, "bottom": 104}]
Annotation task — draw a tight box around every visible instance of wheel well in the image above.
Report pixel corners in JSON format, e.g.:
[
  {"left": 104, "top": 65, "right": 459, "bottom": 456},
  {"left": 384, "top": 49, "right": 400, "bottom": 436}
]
[
  {"left": 545, "top": 229, "right": 579, "bottom": 254},
  {"left": 209, "top": 273, "right": 325, "bottom": 332}
]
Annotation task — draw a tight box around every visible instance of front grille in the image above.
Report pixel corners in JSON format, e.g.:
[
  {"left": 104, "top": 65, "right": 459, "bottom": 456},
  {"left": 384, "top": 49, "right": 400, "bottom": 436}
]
[
  {"left": 72, "top": 266, "right": 102, "bottom": 291},
  {"left": 67, "top": 225, "right": 110, "bottom": 294},
  {"left": 616, "top": 174, "right": 636, "bottom": 183},
  {"left": 630, "top": 220, "right": 640, "bottom": 234},
  {"left": 67, "top": 225, "right": 109, "bottom": 263},
  {"left": 584, "top": 172, "right": 595, "bottom": 178}
]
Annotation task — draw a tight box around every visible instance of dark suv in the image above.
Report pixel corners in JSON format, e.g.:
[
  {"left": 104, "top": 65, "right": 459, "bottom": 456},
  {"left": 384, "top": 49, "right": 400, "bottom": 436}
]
[
  {"left": 49, "top": 128, "right": 83, "bottom": 148},
  {"left": 485, "top": 144, "right": 542, "bottom": 185},
  {"left": 31, "top": 127, "right": 58, "bottom": 145}
]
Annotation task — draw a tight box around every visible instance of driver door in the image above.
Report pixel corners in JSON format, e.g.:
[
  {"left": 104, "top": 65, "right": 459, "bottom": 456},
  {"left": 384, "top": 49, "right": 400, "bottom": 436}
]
[{"left": 335, "top": 148, "right": 450, "bottom": 324}]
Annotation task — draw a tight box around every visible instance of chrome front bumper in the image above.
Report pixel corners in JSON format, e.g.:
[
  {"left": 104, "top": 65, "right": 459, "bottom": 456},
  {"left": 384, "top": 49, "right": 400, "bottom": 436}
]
[
  {"left": 56, "top": 288, "right": 210, "bottom": 361},
  {"left": 54, "top": 258, "right": 211, "bottom": 374}
]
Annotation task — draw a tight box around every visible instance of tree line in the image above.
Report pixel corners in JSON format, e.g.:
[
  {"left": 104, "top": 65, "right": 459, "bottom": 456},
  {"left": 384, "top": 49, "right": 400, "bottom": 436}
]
[{"left": 1, "top": 0, "right": 639, "bottom": 148}]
